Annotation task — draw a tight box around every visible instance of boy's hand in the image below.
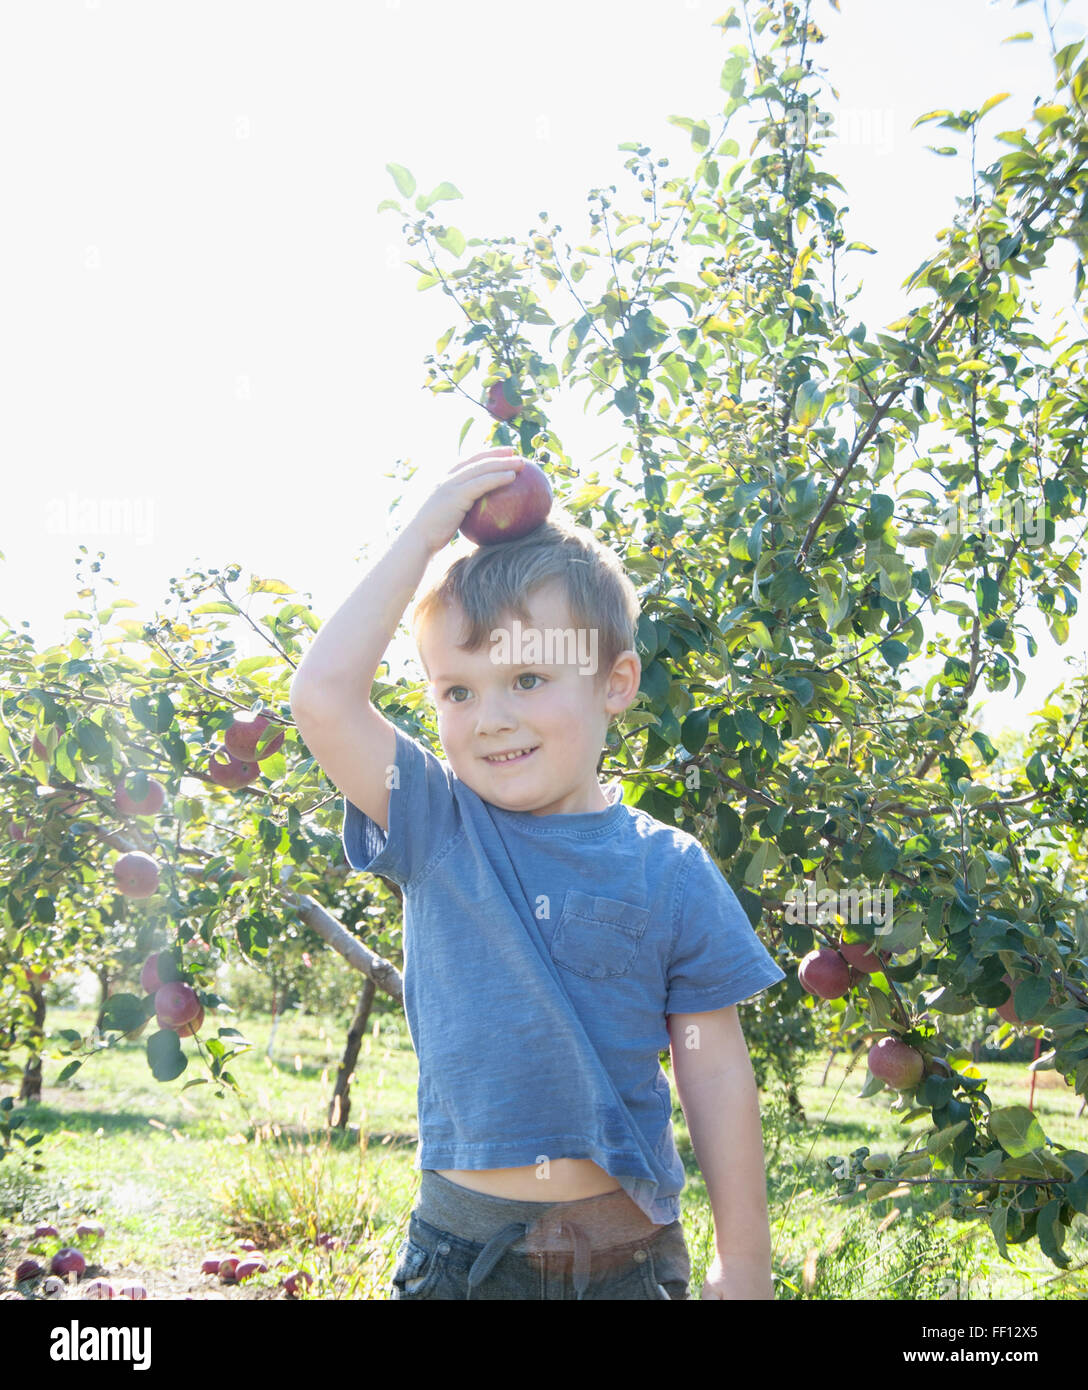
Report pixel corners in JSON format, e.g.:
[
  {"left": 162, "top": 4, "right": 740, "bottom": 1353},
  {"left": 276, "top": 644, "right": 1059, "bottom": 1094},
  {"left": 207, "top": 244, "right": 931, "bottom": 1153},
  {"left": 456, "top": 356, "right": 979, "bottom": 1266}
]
[{"left": 404, "top": 448, "right": 526, "bottom": 555}]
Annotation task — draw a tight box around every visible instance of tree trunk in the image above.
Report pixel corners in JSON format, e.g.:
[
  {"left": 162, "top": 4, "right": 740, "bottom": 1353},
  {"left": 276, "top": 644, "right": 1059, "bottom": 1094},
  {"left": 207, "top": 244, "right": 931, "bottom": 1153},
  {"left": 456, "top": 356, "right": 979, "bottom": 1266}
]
[
  {"left": 94, "top": 968, "right": 113, "bottom": 1033},
  {"left": 329, "top": 978, "right": 376, "bottom": 1129},
  {"left": 19, "top": 980, "right": 46, "bottom": 1103}
]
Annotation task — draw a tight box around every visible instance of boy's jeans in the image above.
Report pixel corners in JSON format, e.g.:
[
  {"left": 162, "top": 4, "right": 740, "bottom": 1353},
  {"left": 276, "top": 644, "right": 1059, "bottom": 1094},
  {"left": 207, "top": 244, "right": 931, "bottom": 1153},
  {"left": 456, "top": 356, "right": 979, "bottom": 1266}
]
[{"left": 388, "top": 1169, "right": 691, "bottom": 1300}]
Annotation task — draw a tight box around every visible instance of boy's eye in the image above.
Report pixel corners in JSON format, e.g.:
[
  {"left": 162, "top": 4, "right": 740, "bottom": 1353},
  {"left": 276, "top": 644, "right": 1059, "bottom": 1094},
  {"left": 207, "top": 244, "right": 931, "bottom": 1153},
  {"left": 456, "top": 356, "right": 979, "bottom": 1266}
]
[{"left": 443, "top": 673, "right": 543, "bottom": 702}]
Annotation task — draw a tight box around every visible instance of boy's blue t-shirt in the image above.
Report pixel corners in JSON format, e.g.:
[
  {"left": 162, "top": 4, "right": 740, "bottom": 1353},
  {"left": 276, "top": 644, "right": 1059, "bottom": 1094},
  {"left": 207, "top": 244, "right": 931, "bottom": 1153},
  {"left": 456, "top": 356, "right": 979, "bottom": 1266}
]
[{"left": 341, "top": 725, "right": 785, "bottom": 1226}]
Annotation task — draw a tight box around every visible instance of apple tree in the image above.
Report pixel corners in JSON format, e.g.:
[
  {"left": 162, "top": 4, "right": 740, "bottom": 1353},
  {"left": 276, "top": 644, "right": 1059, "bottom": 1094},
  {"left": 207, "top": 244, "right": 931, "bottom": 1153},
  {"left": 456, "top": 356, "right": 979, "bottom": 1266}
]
[{"left": 374, "top": 0, "right": 1088, "bottom": 1267}]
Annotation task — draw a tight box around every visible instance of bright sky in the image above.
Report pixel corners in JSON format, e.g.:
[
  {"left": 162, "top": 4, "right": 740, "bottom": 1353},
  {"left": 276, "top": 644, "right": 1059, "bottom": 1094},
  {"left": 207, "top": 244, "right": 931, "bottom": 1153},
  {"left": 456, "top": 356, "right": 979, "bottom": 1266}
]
[{"left": 1, "top": 0, "right": 1086, "bottom": 750}]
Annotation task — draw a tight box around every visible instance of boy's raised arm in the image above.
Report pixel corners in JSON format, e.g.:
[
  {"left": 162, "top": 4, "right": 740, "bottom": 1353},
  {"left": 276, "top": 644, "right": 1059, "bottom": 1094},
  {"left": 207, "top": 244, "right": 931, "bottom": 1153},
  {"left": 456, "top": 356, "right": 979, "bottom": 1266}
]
[{"left": 288, "top": 449, "right": 525, "bottom": 831}]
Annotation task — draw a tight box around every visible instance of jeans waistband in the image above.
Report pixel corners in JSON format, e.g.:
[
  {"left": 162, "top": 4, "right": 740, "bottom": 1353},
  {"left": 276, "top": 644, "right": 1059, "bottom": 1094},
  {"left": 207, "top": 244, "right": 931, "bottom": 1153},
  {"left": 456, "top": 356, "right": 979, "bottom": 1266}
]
[{"left": 415, "top": 1169, "right": 663, "bottom": 1253}]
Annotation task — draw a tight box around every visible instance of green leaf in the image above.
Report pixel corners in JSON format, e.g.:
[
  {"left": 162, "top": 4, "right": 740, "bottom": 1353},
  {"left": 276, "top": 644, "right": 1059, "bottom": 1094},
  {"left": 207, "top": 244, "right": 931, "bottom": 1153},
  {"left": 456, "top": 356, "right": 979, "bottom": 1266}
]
[
  {"left": 912, "top": 110, "right": 953, "bottom": 127},
  {"left": 435, "top": 225, "right": 466, "bottom": 257},
  {"left": 386, "top": 163, "right": 416, "bottom": 197},
  {"left": 988, "top": 1105, "right": 1047, "bottom": 1158},
  {"left": 146, "top": 1029, "right": 188, "bottom": 1083},
  {"left": 100, "top": 993, "right": 152, "bottom": 1033},
  {"left": 56, "top": 1060, "right": 83, "bottom": 1084},
  {"left": 793, "top": 379, "right": 825, "bottom": 428},
  {"left": 990, "top": 1204, "right": 1011, "bottom": 1260},
  {"left": 680, "top": 708, "right": 710, "bottom": 757},
  {"left": 1036, "top": 1197, "right": 1071, "bottom": 1267},
  {"left": 416, "top": 181, "right": 462, "bottom": 213},
  {"left": 979, "top": 92, "right": 1011, "bottom": 117}
]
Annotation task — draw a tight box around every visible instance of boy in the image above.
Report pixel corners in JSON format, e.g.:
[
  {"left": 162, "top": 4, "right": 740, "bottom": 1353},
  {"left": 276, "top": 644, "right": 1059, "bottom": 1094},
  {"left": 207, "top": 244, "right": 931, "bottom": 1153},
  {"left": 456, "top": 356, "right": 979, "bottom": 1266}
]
[{"left": 289, "top": 448, "right": 786, "bottom": 1300}]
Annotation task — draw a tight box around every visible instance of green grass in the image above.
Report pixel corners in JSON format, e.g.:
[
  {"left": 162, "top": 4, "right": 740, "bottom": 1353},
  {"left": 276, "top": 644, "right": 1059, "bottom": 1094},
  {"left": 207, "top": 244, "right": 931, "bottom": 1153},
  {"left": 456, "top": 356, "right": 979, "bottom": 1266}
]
[{"left": 2, "top": 1007, "right": 1086, "bottom": 1300}]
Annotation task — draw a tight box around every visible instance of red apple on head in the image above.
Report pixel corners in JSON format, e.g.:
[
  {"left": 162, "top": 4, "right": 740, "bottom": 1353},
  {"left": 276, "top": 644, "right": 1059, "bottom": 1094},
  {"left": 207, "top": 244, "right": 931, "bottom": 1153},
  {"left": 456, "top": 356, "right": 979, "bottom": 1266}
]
[
  {"left": 485, "top": 379, "right": 522, "bottom": 421},
  {"left": 838, "top": 938, "right": 888, "bottom": 974},
  {"left": 113, "top": 851, "right": 160, "bottom": 899},
  {"left": 115, "top": 775, "right": 166, "bottom": 817},
  {"left": 155, "top": 982, "right": 200, "bottom": 1029},
  {"left": 460, "top": 460, "right": 553, "bottom": 546},
  {"left": 224, "top": 714, "right": 285, "bottom": 763},
  {"left": 867, "top": 1035, "right": 925, "bottom": 1090},
  {"left": 208, "top": 750, "right": 259, "bottom": 789},
  {"left": 798, "top": 947, "right": 852, "bottom": 1000}
]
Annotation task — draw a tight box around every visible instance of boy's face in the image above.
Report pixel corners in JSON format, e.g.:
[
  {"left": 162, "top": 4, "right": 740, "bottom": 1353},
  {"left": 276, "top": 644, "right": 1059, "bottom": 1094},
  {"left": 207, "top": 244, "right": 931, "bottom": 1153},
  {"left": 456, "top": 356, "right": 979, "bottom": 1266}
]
[{"left": 419, "top": 581, "right": 641, "bottom": 816}]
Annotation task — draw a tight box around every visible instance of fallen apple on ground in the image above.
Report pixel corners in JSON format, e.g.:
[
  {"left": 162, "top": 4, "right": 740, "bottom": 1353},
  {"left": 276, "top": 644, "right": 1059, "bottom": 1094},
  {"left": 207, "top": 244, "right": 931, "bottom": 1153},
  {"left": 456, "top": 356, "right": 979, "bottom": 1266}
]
[
  {"left": 51, "top": 1247, "right": 86, "bottom": 1278},
  {"left": 283, "top": 1270, "right": 313, "bottom": 1298},
  {"left": 15, "top": 1259, "right": 43, "bottom": 1281}
]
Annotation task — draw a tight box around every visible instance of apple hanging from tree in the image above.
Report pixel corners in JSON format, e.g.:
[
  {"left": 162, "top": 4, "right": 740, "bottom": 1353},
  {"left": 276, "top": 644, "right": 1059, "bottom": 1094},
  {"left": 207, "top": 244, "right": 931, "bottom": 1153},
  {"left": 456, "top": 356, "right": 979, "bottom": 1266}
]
[
  {"left": 485, "top": 379, "right": 522, "bottom": 421},
  {"left": 995, "top": 973, "right": 1022, "bottom": 1025},
  {"left": 838, "top": 938, "right": 888, "bottom": 974},
  {"left": 224, "top": 714, "right": 285, "bottom": 762},
  {"left": 867, "top": 1035, "right": 925, "bottom": 1090},
  {"left": 141, "top": 952, "right": 166, "bottom": 994},
  {"left": 208, "top": 750, "right": 259, "bottom": 789},
  {"left": 460, "top": 459, "right": 553, "bottom": 545},
  {"left": 172, "top": 1002, "right": 205, "bottom": 1037},
  {"left": 115, "top": 775, "right": 166, "bottom": 817},
  {"left": 155, "top": 982, "right": 201, "bottom": 1029},
  {"left": 798, "top": 947, "right": 851, "bottom": 1000},
  {"left": 113, "top": 851, "right": 161, "bottom": 899}
]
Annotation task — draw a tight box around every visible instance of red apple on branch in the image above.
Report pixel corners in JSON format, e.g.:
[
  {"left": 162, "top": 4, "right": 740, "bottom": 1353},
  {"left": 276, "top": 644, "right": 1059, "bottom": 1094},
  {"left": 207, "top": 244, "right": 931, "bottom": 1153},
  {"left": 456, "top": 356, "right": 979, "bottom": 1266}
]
[
  {"left": 838, "top": 938, "right": 888, "bottom": 974},
  {"left": 224, "top": 714, "right": 285, "bottom": 762},
  {"left": 460, "top": 459, "right": 552, "bottom": 545},
  {"left": 172, "top": 1002, "right": 205, "bottom": 1037},
  {"left": 798, "top": 947, "right": 851, "bottom": 1000},
  {"left": 208, "top": 750, "right": 259, "bottom": 789},
  {"left": 141, "top": 952, "right": 166, "bottom": 994},
  {"left": 115, "top": 775, "right": 166, "bottom": 817},
  {"left": 113, "top": 851, "right": 161, "bottom": 899},
  {"left": 996, "top": 973, "right": 1022, "bottom": 1025},
  {"left": 485, "top": 379, "right": 522, "bottom": 421},
  {"left": 155, "top": 982, "right": 201, "bottom": 1029},
  {"left": 867, "top": 1036, "right": 925, "bottom": 1090}
]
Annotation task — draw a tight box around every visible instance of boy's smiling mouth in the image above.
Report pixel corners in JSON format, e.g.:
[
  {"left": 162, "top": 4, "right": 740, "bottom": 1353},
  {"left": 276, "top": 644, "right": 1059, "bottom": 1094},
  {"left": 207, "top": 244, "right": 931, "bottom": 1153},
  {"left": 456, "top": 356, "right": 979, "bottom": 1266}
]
[{"left": 482, "top": 745, "right": 539, "bottom": 765}]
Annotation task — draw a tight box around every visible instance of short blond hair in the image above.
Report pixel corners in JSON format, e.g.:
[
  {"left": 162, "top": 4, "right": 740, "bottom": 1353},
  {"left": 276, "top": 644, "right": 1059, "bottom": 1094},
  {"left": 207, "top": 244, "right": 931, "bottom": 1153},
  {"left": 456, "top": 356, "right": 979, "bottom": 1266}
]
[{"left": 410, "top": 505, "right": 641, "bottom": 692}]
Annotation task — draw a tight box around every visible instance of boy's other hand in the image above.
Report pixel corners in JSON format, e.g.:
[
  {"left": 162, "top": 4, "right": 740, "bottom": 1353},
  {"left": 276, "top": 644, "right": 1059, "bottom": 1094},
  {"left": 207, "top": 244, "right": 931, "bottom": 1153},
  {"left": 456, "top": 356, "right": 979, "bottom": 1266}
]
[{"left": 405, "top": 449, "right": 526, "bottom": 555}]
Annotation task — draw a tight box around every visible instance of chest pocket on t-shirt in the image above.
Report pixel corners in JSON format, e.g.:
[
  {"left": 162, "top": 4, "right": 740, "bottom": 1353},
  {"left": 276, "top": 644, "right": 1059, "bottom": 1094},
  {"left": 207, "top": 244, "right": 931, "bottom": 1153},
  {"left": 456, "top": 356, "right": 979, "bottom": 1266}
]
[{"left": 550, "top": 889, "right": 650, "bottom": 980}]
